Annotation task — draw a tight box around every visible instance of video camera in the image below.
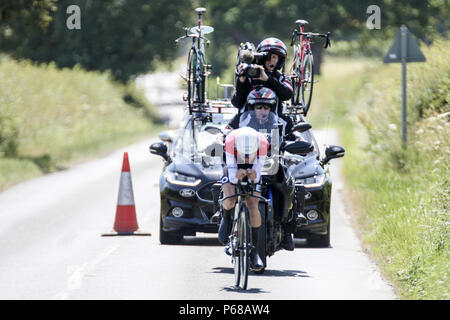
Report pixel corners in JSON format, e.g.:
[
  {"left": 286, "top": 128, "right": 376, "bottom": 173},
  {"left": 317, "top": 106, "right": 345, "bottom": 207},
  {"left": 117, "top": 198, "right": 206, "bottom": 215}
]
[{"left": 237, "top": 42, "right": 268, "bottom": 79}]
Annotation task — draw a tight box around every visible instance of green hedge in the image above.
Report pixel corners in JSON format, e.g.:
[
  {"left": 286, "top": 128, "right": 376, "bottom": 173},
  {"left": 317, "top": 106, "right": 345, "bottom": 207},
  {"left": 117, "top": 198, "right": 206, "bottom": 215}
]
[
  {"left": 0, "top": 57, "right": 161, "bottom": 190},
  {"left": 340, "top": 40, "right": 449, "bottom": 299}
]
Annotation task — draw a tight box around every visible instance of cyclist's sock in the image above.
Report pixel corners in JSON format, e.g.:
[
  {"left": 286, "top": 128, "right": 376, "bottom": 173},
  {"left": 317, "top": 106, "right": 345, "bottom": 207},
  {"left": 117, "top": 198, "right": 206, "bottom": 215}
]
[
  {"left": 222, "top": 208, "right": 233, "bottom": 219},
  {"left": 223, "top": 208, "right": 233, "bottom": 235},
  {"left": 251, "top": 227, "right": 260, "bottom": 248}
]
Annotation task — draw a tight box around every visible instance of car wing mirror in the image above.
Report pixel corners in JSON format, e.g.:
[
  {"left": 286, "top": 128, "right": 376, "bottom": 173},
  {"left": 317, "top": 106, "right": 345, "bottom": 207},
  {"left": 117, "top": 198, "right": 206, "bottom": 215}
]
[
  {"left": 204, "top": 125, "right": 223, "bottom": 135},
  {"left": 158, "top": 130, "right": 175, "bottom": 143},
  {"left": 281, "top": 140, "right": 314, "bottom": 155},
  {"left": 321, "top": 145, "right": 345, "bottom": 165},
  {"left": 149, "top": 142, "right": 171, "bottom": 163},
  {"left": 290, "top": 122, "right": 312, "bottom": 134}
]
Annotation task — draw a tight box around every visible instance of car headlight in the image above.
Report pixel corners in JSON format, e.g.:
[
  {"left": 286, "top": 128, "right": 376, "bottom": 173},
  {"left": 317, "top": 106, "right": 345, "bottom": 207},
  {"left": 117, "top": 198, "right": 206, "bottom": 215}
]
[
  {"left": 165, "top": 172, "right": 201, "bottom": 187},
  {"left": 296, "top": 174, "right": 325, "bottom": 188}
]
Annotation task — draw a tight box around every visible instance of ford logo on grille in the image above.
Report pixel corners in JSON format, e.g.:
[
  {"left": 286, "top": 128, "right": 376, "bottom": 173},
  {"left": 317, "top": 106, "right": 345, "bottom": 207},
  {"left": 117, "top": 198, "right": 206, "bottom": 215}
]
[{"left": 179, "top": 189, "right": 195, "bottom": 197}]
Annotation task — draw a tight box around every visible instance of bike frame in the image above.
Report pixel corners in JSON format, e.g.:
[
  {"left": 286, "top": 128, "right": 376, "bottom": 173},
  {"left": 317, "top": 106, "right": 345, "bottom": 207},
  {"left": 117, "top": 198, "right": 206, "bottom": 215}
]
[
  {"left": 220, "top": 183, "right": 269, "bottom": 236},
  {"left": 291, "top": 24, "right": 310, "bottom": 86}
]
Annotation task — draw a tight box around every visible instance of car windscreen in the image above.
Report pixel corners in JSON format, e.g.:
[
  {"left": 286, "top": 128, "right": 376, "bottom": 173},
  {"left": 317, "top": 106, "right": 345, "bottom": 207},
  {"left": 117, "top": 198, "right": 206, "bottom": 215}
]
[{"left": 172, "top": 113, "right": 235, "bottom": 163}]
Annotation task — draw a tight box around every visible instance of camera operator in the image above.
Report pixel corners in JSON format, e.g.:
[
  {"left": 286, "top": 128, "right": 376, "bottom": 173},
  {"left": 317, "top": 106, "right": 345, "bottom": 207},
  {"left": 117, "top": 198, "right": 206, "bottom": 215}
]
[{"left": 231, "top": 37, "right": 293, "bottom": 116}]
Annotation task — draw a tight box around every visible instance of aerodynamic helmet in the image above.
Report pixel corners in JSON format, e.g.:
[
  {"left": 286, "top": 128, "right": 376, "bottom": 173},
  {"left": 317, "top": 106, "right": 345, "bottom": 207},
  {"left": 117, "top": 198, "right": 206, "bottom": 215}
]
[{"left": 234, "top": 127, "right": 261, "bottom": 162}]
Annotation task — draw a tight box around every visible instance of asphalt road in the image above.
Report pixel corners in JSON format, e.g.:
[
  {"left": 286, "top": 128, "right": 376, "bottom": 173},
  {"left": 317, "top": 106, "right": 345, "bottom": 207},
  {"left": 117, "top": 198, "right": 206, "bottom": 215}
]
[{"left": 0, "top": 71, "right": 397, "bottom": 300}]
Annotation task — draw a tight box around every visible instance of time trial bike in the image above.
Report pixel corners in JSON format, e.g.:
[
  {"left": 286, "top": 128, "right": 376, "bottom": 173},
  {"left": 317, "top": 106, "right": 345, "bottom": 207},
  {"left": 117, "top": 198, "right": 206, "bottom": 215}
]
[{"left": 219, "top": 180, "right": 269, "bottom": 290}]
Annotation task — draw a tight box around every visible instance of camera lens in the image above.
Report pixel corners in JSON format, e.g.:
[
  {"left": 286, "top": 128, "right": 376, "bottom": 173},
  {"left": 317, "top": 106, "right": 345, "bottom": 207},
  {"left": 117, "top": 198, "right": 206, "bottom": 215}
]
[
  {"left": 248, "top": 68, "right": 257, "bottom": 76},
  {"left": 245, "top": 66, "right": 260, "bottom": 78}
]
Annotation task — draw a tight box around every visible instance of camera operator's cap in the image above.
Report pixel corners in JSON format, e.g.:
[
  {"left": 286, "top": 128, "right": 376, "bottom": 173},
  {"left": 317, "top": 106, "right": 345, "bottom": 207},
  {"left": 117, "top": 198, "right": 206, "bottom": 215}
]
[
  {"left": 257, "top": 37, "right": 287, "bottom": 57},
  {"left": 247, "top": 87, "right": 278, "bottom": 109}
]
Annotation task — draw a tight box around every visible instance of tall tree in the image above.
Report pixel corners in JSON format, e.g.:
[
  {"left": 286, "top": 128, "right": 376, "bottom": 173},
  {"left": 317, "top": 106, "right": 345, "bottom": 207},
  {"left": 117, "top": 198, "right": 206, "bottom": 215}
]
[
  {"left": 201, "top": 0, "right": 447, "bottom": 76},
  {"left": 0, "top": 0, "right": 58, "bottom": 51},
  {"left": 5, "top": 0, "right": 193, "bottom": 82}
]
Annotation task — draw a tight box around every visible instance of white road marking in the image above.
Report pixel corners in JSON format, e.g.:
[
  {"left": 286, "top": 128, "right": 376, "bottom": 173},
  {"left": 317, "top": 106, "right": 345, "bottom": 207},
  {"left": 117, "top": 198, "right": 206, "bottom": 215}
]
[{"left": 54, "top": 243, "right": 120, "bottom": 300}]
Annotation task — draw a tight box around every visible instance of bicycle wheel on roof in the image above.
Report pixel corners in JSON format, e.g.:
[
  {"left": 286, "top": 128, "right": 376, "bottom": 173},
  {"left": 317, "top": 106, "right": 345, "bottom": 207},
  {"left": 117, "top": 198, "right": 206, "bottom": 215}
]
[
  {"left": 187, "top": 48, "right": 205, "bottom": 111},
  {"left": 301, "top": 53, "right": 314, "bottom": 114}
]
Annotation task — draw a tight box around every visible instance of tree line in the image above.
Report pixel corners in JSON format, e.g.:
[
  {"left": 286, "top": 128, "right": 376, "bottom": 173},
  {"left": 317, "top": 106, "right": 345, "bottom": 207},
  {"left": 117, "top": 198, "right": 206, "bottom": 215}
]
[{"left": 0, "top": 0, "right": 446, "bottom": 82}]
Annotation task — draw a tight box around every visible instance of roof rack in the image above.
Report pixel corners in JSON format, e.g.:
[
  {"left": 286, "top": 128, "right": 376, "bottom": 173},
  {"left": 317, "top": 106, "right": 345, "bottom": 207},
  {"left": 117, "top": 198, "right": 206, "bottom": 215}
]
[
  {"left": 284, "top": 103, "right": 306, "bottom": 115},
  {"left": 190, "top": 99, "right": 238, "bottom": 115}
]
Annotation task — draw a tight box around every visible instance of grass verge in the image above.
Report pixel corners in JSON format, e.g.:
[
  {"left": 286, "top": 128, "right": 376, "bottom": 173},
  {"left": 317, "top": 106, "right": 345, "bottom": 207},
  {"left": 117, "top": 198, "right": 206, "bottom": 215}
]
[
  {"left": 0, "top": 57, "right": 163, "bottom": 190},
  {"left": 310, "top": 40, "right": 449, "bottom": 299}
]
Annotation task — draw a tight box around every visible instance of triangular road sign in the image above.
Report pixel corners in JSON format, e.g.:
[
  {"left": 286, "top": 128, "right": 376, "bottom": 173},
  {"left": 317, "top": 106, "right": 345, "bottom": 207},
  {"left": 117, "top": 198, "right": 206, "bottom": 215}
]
[{"left": 384, "top": 25, "right": 426, "bottom": 63}]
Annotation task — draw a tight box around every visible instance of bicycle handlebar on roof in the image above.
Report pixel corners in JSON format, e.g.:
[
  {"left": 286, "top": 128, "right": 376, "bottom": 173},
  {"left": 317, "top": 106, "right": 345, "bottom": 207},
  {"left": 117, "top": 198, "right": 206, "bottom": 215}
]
[{"left": 291, "top": 30, "right": 331, "bottom": 48}]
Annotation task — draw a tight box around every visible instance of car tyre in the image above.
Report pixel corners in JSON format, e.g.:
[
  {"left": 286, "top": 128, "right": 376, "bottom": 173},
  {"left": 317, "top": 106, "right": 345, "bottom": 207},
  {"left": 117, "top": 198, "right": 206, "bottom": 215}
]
[
  {"left": 159, "top": 216, "right": 183, "bottom": 245},
  {"left": 308, "top": 217, "right": 330, "bottom": 247}
]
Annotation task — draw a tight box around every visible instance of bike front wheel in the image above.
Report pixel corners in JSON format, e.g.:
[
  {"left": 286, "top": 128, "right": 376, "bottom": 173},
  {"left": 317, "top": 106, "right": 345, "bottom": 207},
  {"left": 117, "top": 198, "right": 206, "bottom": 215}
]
[{"left": 233, "top": 203, "right": 250, "bottom": 290}]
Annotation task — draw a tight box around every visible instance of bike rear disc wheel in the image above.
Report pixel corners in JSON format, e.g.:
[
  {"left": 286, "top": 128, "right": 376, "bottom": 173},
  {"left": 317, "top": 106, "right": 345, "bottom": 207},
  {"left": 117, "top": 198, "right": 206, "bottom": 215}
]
[{"left": 301, "top": 54, "right": 314, "bottom": 112}]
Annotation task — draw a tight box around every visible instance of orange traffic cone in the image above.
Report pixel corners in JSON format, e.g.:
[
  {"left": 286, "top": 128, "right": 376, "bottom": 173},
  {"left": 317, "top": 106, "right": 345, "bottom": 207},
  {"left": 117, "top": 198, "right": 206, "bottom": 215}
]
[{"left": 102, "top": 152, "right": 151, "bottom": 236}]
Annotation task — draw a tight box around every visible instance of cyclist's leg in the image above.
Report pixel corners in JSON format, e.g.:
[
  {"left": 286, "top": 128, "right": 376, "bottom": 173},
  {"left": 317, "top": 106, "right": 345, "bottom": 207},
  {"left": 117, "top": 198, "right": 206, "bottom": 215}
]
[
  {"left": 221, "top": 180, "right": 237, "bottom": 211},
  {"left": 218, "top": 179, "right": 236, "bottom": 245},
  {"left": 245, "top": 184, "right": 264, "bottom": 270},
  {"left": 245, "top": 193, "right": 261, "bottom": 228}
]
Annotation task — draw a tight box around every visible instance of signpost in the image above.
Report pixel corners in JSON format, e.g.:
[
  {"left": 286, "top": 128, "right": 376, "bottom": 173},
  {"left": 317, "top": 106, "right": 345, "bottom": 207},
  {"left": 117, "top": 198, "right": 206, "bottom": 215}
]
[{"left": 383, "top": 25, "right": 426, "bottom": 146}]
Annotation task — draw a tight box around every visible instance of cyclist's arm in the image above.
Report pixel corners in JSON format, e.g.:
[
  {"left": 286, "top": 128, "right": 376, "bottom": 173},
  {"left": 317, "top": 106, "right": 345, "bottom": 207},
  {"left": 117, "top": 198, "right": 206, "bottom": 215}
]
[
  {"left": 225, "top": 152, "right": 239, "bottom": 185},
  {"left": 251, "top": 155, "right": 266, "bottom": 183}
]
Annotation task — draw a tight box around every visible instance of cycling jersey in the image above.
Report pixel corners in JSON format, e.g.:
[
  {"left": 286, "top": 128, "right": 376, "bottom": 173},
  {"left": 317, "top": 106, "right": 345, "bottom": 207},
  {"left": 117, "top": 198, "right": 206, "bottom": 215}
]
[{"left": 223, "top": 129, "right": 269, "bottom": 185}]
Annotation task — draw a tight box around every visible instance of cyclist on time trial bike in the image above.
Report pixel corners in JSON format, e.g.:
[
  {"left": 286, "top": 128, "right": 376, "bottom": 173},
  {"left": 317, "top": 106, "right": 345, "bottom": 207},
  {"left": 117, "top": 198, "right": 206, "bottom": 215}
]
[{"left": 218, "top": 87, "right": 297, "bottom": 272}]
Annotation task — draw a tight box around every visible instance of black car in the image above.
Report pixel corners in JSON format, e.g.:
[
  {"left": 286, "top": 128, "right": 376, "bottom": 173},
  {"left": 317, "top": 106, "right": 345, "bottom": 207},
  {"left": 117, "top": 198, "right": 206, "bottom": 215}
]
[
  {"left": 150, "top": 106, "right": 344, "bottom": 246},
  {"left": 283, "top": 128, "right": 344, "bottom": 247},
  {"left": 150, "top": 107, "right": 237, "bottom": 244}
]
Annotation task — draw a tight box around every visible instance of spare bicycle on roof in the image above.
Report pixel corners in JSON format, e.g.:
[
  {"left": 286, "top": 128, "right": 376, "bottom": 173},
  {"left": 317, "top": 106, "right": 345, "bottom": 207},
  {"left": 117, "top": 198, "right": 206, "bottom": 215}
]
[
  {"left": 287, "top": 19, "right": 331, "bottom": 118},
  {"left": 175, "top": 7, "right": 214, "bottom": 114}
]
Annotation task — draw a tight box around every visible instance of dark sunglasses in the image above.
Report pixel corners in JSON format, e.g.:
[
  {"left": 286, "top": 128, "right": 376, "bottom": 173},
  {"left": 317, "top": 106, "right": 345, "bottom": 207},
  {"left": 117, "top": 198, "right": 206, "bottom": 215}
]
[{"left": 254, "top": 105, "right": 271, "bottom": 110}]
